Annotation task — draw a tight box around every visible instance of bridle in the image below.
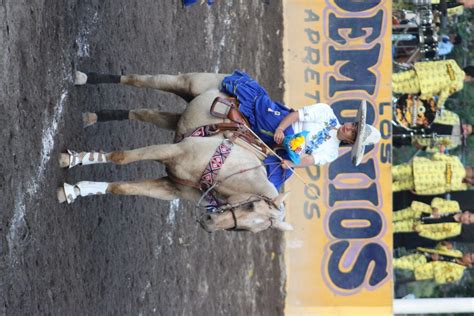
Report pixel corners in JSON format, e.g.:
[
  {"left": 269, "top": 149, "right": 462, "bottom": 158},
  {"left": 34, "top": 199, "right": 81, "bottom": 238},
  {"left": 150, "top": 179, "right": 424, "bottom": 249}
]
[{"left": 198, "top": 195, "right": 279, "bottom": 232}]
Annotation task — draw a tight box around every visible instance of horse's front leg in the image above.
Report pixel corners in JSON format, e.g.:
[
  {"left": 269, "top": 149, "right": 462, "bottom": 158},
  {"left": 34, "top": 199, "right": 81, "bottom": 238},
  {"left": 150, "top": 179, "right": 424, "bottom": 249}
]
[
  {"left": 75, "top": 71, "right": 228, "bottom": 101},
  {"left": 83, "top": 108, "right": 180, "bottom": 129},
  {"left": 57, "top": 177, "right": 181, "bottom": 204},
  {"left": 59, "top": 144, "right": 183, "bottom": 168}
]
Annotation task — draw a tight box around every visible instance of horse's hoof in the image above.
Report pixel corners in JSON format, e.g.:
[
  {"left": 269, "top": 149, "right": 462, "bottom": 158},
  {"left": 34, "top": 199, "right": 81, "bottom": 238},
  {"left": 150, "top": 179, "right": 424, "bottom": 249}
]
[
  {"left": 83, "top": 112, "right": 98, "bottom": 128},
  {"left": 57, "top": 187, "right": 67, "bottom": 203},
  {"left": 59, "top": 153, "right": 70, "bottom": 168},
  {"left": 74, "top": 71, "right": 87, "bottom": 85}
]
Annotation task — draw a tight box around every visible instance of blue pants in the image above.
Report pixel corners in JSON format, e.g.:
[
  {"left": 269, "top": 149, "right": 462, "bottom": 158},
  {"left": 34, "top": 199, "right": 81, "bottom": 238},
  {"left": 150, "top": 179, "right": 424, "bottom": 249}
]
[{"left": 221, "top": 70, "right": 295, "bottom": 190}]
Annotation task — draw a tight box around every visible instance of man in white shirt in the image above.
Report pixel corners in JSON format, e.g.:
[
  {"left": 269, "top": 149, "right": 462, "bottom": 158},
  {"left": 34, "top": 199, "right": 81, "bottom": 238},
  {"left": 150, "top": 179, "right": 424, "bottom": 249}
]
[
  {"left": 438, "top": 33, "right": 462, "bottom": 56},
  {"left": 274, "top": 102, "right": 381, "bottom": 168}
]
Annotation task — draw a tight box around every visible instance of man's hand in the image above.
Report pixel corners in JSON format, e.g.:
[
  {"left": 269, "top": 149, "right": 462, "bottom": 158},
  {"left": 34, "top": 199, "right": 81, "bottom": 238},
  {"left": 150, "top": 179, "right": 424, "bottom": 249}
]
[
  {"left": 463, "top": 177, "right": 474, "bottom": 185},
  {"left": 432, "top": 208, "right": 440, "bottom": 218},
  {"left": 274, "top": 128, "right": 285, "bottom": 144},
  {"left": 463, "top": 177, "right": 471, "bottom": 184},
  {"left": 431, "top": 253, "right": 440, "bottom": 261},
  {"left": 281, "top": 159, "right": 293, "bottom": 170}
]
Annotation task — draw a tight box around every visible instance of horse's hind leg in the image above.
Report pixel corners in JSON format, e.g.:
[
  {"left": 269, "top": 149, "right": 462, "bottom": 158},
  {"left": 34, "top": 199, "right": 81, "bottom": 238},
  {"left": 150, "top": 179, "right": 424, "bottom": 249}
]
[
  {"left": 75, "top": 71, "right": 228, "bottom": 101},
  {"left": 83, "top": 109, "right": 181, "bottom": 129},
  {"left": 120, "top": 73, "right": 229, "bottom": 99},
  {"left": 59, "top": 144, "right": 183, "bottom": 168},
  {"left": 57, "top": 177, "right": 181, "bottom": 204}
]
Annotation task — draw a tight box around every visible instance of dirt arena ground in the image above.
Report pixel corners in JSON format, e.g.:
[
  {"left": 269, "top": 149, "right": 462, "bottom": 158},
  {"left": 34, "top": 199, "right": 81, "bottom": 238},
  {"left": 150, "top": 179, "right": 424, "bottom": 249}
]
[{"left": 0, "top": 1, "right": 285, "bottom": 315}]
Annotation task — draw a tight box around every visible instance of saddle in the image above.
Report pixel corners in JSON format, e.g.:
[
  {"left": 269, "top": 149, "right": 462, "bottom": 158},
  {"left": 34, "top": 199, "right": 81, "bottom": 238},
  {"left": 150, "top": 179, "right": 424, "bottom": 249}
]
[
  {"left": 210, "top": 97, "right": 268, "bottom": 155},
  {"left": 175, "top": 97, "right": 267, "bottom": 157},
  {"left": 210, "top": 97, "right": 250, "bottom": 127}
]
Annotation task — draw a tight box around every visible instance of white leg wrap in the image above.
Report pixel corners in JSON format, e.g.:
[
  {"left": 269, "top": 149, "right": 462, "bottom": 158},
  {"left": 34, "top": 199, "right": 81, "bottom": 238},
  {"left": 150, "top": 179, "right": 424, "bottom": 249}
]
[
  {"left": 74, "top": 71, "right": 88, "bottom": 85},
  {"left": 63, "top": 181, "right": 109, "bottom": 204},
  {"left": 67, "top": 149, "right": 107, "bottom": 168},
  {"left": 63, "top": 183, "right": 78, "bottom": 204}
]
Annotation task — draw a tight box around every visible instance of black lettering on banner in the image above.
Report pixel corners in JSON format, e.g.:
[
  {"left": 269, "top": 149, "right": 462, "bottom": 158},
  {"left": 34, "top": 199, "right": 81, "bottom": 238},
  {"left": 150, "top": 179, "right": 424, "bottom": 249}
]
[
  {"left": 380, "top": 120, "right": 391, "bottom": 140},
  {"left": 322, "top": 0, "right": 390, "bottom": 294},
  {"left": 328, "top": 11, "right": 384, "bottom": 45},
  {"left": 304, "top": 9, "right": 320, "bottom": 22},
  {"left": 305, "top": 28, "right": 320, "bottom": 44},
  {"left": 305, "top": 91, "right": 320, "bottom": 103},
  {"left": 304, "top": 201, "right": 320, "bottom": 219},
  {"left": 304, "top": 68, "right": 320, "bottom": 85},
  {"left": 334, "top": 0, "right": 381, "bottom": 12},
  {"left": 327, "top": 241, "right": 389, "bottom": 290},
  {"left": 303, "top": 9, "right": 321, "bottom": 104},
  {"left": 304, "top": 181, "right": 321, "bottom": 220},
  {"left": 328, "top": 44, "right": 381, "bottom": 97},
  {"left": 329, "top": 208, "right": 383, "bottom": 239},
  {"left": 304, "top": 46, "right": 320, "bottom": 64},
  {"left": 381, "top": 143, "right": 392, "bottom": 164},
  {"left": 305, "top": 165, "right": 321, "bottom": 181},
  {"left": 304, "top": 183, "right": 320, "bottom": 200},
  {"left": 379, "top": 102, "right": 392, "bottom": 163}
]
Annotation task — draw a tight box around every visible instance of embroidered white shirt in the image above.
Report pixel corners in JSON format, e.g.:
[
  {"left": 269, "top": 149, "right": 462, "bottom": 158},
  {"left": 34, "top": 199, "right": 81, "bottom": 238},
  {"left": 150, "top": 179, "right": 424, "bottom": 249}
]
[{"left": 291, "top": 103, "right": 341, "bottom": 165}]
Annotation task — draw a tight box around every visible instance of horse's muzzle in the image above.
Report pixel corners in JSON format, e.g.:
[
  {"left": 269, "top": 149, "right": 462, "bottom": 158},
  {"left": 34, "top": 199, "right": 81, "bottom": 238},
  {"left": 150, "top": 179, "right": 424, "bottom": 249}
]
[{"left": 198, "top": 214, "right": 217, "bottom": 233}]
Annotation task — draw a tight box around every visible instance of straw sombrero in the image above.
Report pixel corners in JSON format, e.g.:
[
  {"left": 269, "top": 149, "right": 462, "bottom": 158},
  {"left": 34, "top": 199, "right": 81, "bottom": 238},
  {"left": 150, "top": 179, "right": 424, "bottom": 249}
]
[{"left": 351, "top": 101, "right": 381, "bottom": 166}]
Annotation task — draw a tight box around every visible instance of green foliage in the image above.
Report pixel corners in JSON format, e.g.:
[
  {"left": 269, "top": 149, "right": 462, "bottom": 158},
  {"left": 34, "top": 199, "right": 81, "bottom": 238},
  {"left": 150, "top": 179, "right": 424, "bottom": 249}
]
[{"left": 442, "top": 8, "right": 474, "bottom": 165}]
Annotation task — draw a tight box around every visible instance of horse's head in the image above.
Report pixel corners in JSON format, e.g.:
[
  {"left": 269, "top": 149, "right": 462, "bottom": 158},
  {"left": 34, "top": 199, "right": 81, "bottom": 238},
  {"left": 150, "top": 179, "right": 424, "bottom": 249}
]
[{"left": 199, "top": 192, "right": 293, "bottom": 233}]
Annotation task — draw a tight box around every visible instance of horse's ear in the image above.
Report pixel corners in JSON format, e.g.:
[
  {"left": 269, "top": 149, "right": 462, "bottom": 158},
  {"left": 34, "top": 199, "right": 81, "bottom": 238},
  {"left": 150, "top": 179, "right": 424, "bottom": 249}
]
[
  {"left": 273, "top": 191, "right": 290, "bottom": 207},
  {"left": 272, "top": 220, "right": 293, "bottom": 231}
]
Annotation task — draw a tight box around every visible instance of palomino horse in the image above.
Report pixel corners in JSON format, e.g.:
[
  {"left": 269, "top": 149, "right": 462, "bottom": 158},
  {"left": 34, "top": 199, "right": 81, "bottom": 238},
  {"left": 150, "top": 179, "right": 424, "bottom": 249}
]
[{"left": 57, "top": 71, "right": 293, "bottom": 233}]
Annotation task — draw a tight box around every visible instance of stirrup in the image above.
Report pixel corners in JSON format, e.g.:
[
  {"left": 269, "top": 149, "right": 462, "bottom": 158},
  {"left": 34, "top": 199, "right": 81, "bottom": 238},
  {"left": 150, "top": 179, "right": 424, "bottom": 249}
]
[
  {"left": 62, "top": 181, "right": 108, "bottom": 204},
  {"left": 67, "top": 150, "right": 107, "bottom": 168}
]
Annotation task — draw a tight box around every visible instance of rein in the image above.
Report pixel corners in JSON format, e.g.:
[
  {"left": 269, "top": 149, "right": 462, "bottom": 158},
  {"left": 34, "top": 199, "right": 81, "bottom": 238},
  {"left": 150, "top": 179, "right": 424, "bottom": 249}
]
[
  {"left": 214, "top": 194, "right": 279, "bottom": 212},
  {"left": 170, "top": 162, "right": 277, "bottom": 212},
  {"left": 197, "top": 194, "right": 278, "bottom": 231},
  {"left": 240, "top": 124, "right": 321, "bottom": 199}
]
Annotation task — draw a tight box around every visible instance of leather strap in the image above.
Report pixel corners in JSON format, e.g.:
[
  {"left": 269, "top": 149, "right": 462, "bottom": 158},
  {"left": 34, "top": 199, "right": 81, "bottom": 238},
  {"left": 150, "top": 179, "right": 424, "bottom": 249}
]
[
  {"left": 210, "top": 96, "right": 250, "bottom": 126},
  {"left": 200, "top": 140, "right": 234, "bottom": 191},
  {"left": 166, "top": 139, "right": 234, "bottom": 208}
]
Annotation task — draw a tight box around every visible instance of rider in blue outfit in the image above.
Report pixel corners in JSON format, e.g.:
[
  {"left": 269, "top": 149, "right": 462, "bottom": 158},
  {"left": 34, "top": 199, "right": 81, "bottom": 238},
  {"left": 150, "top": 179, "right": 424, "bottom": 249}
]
[
  {"left": 220, "top": 70, "right": 297, "bottom": 190},
  {"left": 220, "top": 70, "right": 381, "bottom": 191}
]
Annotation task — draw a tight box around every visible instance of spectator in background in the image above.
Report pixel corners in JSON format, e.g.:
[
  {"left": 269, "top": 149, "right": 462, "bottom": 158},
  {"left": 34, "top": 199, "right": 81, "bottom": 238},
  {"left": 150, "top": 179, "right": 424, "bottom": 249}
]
[
  {"left": 394, "top": 242, "right": 474, "bottom": 284},
  {"left": 392, "top": 61, "right": 474, "bottom": 109},
  {"left": 393, "top": 197, "right": 474, "bottom": 240},
  {"left": 438, "top": 33, "right": 462, "bottom": 56},
  {"left": 392, "top": 153, "right": 474, "bottom": 194},
  {"left": 412, "top": 110, "right": 473, "bottom": 152},
  {"left": 394, "top": 218, "right": 474, "bottom": 249}
]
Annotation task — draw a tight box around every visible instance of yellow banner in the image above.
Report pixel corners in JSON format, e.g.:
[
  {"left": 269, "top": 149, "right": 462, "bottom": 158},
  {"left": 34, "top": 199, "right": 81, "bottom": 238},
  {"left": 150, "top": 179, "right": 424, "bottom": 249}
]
[{"left": 283, "top": 1, "right": 393, "bottom": 314}]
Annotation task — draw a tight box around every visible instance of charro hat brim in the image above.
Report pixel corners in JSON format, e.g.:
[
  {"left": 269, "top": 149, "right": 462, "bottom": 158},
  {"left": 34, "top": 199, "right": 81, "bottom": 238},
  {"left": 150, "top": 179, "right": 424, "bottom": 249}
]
[{"left": 351, "top": 101, "right": 381, "bottom": 166}]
